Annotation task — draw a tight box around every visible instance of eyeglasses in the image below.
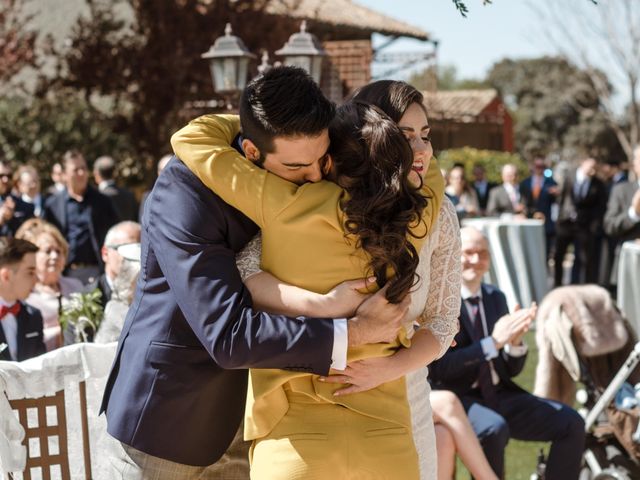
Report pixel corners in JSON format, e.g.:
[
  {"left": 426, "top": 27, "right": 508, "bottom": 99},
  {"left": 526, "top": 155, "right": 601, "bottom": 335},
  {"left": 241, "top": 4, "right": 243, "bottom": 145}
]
[
  {"left": 106, "top": 242, "right": 141, "bottom": 262},
  {"left": 462, "top": 249, "right": 490, "bottom": 260}
]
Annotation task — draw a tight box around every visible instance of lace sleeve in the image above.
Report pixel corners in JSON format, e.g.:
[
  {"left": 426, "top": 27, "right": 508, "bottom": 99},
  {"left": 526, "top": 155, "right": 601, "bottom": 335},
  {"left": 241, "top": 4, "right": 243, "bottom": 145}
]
[
  {"left": 236, "top": 234, "right": 262, "bottom": 281},
  {"left": 420, "top": 198, "right": 461, "bottom": 358}
]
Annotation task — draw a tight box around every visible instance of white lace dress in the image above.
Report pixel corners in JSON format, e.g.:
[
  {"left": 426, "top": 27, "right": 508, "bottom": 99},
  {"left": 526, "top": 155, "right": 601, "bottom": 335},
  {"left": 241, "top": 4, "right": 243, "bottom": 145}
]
[
  {"left": 235, "top": 198, "right": 461, "bottom": 480},
  {"left": 405, "top": 198, "right": 461, "bottom": 479}
]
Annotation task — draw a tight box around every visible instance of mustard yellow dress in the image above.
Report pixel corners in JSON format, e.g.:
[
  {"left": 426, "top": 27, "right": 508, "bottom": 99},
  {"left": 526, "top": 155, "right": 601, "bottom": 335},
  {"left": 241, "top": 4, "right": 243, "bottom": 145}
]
[{"left": 171, "top": 115, "right": 445, "bottom": 480}]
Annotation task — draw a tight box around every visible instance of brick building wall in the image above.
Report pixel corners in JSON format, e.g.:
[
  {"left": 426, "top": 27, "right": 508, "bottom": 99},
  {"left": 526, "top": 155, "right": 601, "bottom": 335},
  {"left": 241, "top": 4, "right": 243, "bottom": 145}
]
[{"left": 320, "top": 40, "right": 372, "bottom": 103}]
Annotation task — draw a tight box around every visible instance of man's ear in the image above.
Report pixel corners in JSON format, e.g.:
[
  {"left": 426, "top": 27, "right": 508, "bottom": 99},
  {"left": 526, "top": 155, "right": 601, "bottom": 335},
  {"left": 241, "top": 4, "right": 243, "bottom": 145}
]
[
  {"left": 241, "top": 139, "right": 261, "bottom": 164},
  {"left": 0, "top": 266, "right": 12, "bottom": 284}
]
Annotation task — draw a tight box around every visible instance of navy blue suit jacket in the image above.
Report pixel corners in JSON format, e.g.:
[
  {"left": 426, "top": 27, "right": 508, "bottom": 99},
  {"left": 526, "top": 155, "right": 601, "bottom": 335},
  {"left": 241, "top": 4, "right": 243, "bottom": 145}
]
[
  {"left": 100, "top": 158, "right": 335, "bottom": 466},
  {"left": 520, "top": 176, "right": 558, "bottom": 234},
  {"left": 0, "top": 194, "right": 34, "bottom": 237},
  {"left": 429, "top": 284, "right": 527, "bottom": 396},
  {"left": 0, "top": 302, "right": 46, "bottom": 362},
  {"left": 43, "top": 186, "right": 118, "bottom": 267}
]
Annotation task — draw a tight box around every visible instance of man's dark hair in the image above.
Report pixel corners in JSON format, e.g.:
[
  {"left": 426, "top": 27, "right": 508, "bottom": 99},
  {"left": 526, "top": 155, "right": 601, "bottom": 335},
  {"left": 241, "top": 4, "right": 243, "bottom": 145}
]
[
  {"left": 94, "top": 156, "right": 116, "bottom": 180},
  {"left": 239, "top": 66, "right": 335, "bottom": 159},
  {"left": 0, "top": 236, "right": 38, "bottom": 268},
  {"left": 62, "top": 149, "right": 85, "bottom": 167}
]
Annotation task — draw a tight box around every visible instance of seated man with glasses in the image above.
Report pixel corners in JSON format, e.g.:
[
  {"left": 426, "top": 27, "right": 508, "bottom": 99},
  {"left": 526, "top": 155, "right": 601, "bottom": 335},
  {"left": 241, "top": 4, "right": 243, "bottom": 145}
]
[
  {"left": 64, "top": 221, "right": 141, "bottom": 344},
  {"left": 430, "top": 226, "right": 585, "bottom": 479}
]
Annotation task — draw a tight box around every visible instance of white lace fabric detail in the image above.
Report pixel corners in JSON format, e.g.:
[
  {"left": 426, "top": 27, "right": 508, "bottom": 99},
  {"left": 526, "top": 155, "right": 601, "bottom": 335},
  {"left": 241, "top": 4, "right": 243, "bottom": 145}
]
[
  {"left": 236, "top": 234, "right": 263, "bottom": 281},
  {"left": 410, "top": 198, "right": 461, "bottom": 358}
]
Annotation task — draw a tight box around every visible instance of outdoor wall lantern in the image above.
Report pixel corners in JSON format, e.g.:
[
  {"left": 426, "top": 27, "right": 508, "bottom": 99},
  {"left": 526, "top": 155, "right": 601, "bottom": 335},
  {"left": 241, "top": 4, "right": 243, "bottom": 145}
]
[
  {"left": 203, "top": 21, "right": 325, "bottom": 99},
  {"left": 201, "top": 23, "right": 256, "bottom": 94},
  {"left": 275, "top": 21, "right": 326, "bottom": 84}
]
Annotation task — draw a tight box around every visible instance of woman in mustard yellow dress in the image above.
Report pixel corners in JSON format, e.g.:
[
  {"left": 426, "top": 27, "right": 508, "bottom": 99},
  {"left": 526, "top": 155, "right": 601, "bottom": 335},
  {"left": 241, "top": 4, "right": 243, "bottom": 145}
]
[{"left": 171, "top": 101, "right": 445, "bottom": 479}]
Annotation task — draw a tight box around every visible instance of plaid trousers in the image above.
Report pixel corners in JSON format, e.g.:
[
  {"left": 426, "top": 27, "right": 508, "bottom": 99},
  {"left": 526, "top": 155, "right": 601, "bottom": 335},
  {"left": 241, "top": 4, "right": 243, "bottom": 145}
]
[{"left": 108, "top": 423, "right": 250, "bottom": 479}]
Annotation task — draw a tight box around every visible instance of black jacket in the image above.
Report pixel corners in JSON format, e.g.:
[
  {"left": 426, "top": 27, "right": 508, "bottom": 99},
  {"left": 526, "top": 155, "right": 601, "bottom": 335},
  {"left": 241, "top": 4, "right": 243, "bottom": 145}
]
[
  {"left": 43, "top": 186, "right": 118, "bottom": 267},
  {"left": 0, "top": 302, "right": 46, "bottom": 361}
]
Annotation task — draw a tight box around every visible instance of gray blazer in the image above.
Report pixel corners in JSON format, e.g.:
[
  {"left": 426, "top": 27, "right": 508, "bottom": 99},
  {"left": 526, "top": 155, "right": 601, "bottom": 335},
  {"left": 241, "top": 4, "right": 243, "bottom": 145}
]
[{"left": 604, "top": 181, "right": 640, "bottom": 241}]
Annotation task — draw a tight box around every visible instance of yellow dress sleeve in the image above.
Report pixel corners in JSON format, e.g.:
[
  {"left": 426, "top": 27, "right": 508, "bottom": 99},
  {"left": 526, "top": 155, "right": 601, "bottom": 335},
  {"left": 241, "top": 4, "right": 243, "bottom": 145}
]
[
  {"left": 170, "top": 114, "right": 297, "bottom": 227},
  {"left": 419, "top": 157, "right": 446, "bottom": 233}
]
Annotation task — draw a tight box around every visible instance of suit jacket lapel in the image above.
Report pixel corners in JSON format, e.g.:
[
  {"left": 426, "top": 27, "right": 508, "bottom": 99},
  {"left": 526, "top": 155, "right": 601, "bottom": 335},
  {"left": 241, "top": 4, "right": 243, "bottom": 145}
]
[
  {"left": 57, "top": 191, "right": 68, "bottom": 232},
  {"left": 0, "top": 321, "right": 10, "bottom": 361},
  {"left": 15, "top": 305, "right": 25, "bottom": 361},
  {"left": 481, "top": 286, "right": 498, "bottom": 333},
  {"left": 459, "top": 300, "right": 475, "bottom": 341}
]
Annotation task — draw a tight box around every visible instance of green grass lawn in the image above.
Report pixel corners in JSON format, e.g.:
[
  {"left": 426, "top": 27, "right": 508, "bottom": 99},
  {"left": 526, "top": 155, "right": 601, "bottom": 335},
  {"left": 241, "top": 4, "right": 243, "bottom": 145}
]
[{"left": 455, "top": 330, "right": 546, "bottom": 479}]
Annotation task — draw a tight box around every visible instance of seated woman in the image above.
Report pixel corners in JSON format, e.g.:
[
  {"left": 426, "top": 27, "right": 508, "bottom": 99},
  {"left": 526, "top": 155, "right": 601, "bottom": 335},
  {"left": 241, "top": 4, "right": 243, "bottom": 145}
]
[
  {"left": 172, "top": 101, "right": 445, "bottom": 479},
  {"left": 15, "top": 218, "right": 84, "bottom": 350},
  {"left": 431, "top": 390, "right": 498, "bottom": 480}
]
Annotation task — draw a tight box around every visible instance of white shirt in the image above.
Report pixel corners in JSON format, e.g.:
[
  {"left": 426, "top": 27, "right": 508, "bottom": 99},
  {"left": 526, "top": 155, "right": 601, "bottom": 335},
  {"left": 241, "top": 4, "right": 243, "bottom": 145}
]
[
  {"left": 628, "top": 180, "right": 640, "bottom": 222},
  {"left": 503, "top": 183, "right": 520, "bottom": 207},
  {"left": 98, "top": 180, "right": 116, "bottom": 192},
  {"left": 0, "top": 297, "right": 19, "bottom": 361}
]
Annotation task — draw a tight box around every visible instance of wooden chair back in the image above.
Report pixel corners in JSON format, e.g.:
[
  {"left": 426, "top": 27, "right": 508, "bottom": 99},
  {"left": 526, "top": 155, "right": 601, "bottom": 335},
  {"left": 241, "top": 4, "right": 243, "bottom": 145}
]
[{"left": 6, "top": 381, "right": 92, "bottom": 480}]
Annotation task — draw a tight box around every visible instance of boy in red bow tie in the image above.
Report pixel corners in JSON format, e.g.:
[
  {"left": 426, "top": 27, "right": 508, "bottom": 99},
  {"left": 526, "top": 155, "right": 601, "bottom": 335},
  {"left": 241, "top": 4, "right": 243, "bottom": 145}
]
[{"left": 0, "top": 236, "right": 45, "bottom": 361}]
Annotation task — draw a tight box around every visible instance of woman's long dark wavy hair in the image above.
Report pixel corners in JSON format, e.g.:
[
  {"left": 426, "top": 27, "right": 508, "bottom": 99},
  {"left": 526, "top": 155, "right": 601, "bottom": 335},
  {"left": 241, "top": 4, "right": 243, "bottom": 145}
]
[{"left": 329, "top": 101, "right": 428, "bottom": 304}]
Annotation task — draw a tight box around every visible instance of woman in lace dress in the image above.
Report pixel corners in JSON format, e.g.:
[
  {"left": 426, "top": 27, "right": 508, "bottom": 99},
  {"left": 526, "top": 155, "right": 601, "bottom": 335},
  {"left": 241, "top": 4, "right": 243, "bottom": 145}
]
[{"left": 234, "top": 81, "right": 462, "bottom": 479}]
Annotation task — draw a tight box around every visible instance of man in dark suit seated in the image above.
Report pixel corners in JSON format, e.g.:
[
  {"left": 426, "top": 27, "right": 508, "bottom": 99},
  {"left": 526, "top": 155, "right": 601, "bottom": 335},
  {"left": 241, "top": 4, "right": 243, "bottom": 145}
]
[
  {"left": 520, "top": 156, "right": 558, "bottom": 259},
  {"left": 0, "top": 236, "right": 46, "bottom": 361},
  {"left": 93, "top": 155, "right": 139, "bottom": 222},
  {"left": 0, "top": 160, "right": 35, "bottom": 237},
  {"left": 101, "top": 67, "right": 408, "bottom": 478},
  {"left": 430, "top": 227, "right": 585, "bottom": 479},
  {"left": 44, "top": 150, "right": 119, "bottom": 284}
]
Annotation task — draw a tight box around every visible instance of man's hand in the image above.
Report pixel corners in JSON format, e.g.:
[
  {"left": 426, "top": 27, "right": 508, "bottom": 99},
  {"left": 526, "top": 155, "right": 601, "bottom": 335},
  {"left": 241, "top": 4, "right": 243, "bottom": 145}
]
[
  {"left": 491, "top": 303, "right": 536, "bottom": 350},
  {"left": 0, "top": 197, "right": 15, "bottom": 225},
  {"left": 319, "top": 356, "right": 400, "bottom": 396},
  {"left": 632, "top": 189, "right": 640, "bottom": 217},
  {"left": 318, "top": 277, "right": 373, "bottom": 318},
  {"left": 347, "top": 284, "right": 409, "bottom": 346}
]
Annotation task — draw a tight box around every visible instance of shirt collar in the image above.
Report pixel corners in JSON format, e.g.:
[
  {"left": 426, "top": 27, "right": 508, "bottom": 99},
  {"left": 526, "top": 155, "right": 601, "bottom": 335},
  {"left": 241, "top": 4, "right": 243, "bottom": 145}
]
[
  {"left": 461, "top": 284, "right": 482, "bottom": 300},
  {"left": 99, "top": 180, "right": 115, "bottom": 190},
  {"left": 576, "top": 169, "right": 587, "bottom": 184},
  {"left": 0, "top": 296, "right": 16, "bottom": 308}
]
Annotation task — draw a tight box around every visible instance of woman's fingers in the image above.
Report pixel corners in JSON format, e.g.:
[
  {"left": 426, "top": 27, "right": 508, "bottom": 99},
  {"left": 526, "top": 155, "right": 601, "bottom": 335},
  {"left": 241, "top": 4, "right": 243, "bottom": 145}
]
[{"left": 318, "top": 375, "right": 351, "bottom": 384}]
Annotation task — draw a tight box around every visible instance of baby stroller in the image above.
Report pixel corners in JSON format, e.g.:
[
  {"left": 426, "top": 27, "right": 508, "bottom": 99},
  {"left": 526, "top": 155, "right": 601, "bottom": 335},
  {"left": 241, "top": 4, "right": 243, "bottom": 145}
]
[{"left": 533, "top": 285, "right": 640, "bottom": 480}]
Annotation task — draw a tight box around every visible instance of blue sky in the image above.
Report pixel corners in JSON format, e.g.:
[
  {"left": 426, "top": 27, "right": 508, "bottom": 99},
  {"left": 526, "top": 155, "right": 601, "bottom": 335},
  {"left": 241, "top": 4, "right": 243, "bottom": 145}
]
[{"left": 360, "top": 0, "right": 587, "bottom": 81}]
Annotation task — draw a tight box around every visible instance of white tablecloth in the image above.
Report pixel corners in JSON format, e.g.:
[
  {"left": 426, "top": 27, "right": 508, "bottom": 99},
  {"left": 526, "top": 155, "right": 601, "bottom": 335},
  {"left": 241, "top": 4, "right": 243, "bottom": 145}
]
[
  {"left": 0, "top": 342, "right": 117, "bottom": 477},
  {"left": 618, "top": 241, "right": 640, "bottom": 336},
  {"left": 462, "top": 218, "right": 549, "bottom": 311}
]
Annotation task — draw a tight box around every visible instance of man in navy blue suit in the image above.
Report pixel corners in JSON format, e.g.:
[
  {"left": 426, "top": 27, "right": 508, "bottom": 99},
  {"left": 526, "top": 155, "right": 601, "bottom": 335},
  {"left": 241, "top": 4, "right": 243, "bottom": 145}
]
[
  {"left": 520, "top": 156, "right": 558, "bottom": 260},
  {"left": 101, "top": 67, "right": 409, "bottom": 478},
  {"left": 0, "top": 237, "right": 46, "bottom": 362},
  {"left": 430, "top": 227, "right": 585, "bottom": 479}
]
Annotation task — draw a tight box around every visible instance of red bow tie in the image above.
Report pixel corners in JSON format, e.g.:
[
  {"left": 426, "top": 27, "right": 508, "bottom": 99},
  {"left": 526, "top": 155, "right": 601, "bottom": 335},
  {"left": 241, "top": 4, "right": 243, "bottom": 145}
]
[{"left": 0, "top": 303, "right": 21, "bottom": 321}]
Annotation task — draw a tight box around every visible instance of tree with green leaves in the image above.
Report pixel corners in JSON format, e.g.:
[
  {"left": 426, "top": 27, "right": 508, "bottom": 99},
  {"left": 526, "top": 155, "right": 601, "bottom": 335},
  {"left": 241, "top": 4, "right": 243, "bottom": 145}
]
[
  {"left": 0, "top": 0, "right": 35, "bottom": 82},
  {"left": 1, "top": 0, "right": 296, "bottom": 184},
  {"left": 409, "top": 64, "right": 488, "bottom": 92},
  {"left": 487, "top": 56, "right": 623, "bottom": 162},
  {"left": 531, "top": 0, "right": 638, "bottom": 162}
]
